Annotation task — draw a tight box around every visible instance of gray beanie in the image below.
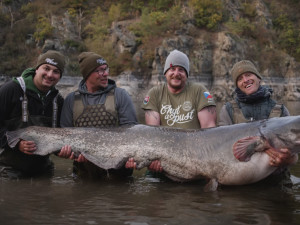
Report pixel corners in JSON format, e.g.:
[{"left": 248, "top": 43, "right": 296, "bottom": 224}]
[
  {"left": 78, "top": 52, "right": 108, "bottom": 80},
  {"left": 230, "top": 60, "right": 262, "bottom": 85},
  {"left": 163, "top": 50, "right": 189, "bottom": 77},
  {"left": 36, "top": 50, "right": 65, "bottom": 75}
]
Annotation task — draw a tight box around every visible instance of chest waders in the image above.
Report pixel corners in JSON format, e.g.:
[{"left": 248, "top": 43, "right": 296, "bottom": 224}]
[
  {"left": 229, "top": 100, "right": 282, "bottom": 124},
  {"left": 16, "top": 77, "right": 59, "bottom": 128},
  {"left": 72, "top": 89, "right": 131, "bottom": 179},
  {"left": 73, "top": 89, "right": 118, "bottom": 128}
]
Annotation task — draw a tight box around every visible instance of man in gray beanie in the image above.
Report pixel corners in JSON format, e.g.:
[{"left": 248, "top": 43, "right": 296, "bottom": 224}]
[
  {"left": 126, "top": 49, "right": 217, "bottom": 172},
  {"left": 218, "top": 59, "right": 297, "bottom": 188},
  {"left": 59, "top": 51, "right": 138, "bottom": 179},
  {"left": 0, "top": 50, "right": 66, "bottom": 178},
  {"left": 142, "top": 49, "right": 216, "bottom": 130}
]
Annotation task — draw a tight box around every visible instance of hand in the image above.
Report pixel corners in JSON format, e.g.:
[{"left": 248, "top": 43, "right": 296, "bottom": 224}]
[
  {"left": 265, "top": 148, "right": 298, "bottom": 167},
  {"left": 73, "top": 153, "right": 88, "bottom": 163},
  {"left": 148, "top": 160, "right": 163, "bottom": 172},
  {"left": 18, "top": 140, "right": 36, "bottom": 155},
  {"left": 58, "top": 145, "right": 72, "bottom": 158},
  {"left": 125, "top": 158, "right": 136, "bottom": 169},
  {"left": 58, "top": 146, "right": 87, "bottom": 162}
]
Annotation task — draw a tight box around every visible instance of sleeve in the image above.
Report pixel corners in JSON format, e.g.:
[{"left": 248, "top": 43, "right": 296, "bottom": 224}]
[
  {"left": 281, "top": 105, "right": 290, "bottom": 117},
  {"left": 56, "top": 93, "right": 64, "bottom": 127},
  {"left": 218, "top": 104, "right": 233, "bottom": 126},
  {"left": 0, "top": 82, "right": 20, "bottom": 149},
  {"left": 141, "top": 86, "right": 160, "bottom": 112},
  {"left": 115, "top": 88, "right": 138, "bottom": 126},
  {"left": 60, "top": 92, "right": 76, "bottom": 128},
  {"left": 195, "top": 84, "right": 216, "bottom": 112}
]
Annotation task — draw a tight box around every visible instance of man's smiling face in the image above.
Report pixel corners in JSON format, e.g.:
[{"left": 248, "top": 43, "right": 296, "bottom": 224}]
[{"left": 236, "top": 72, "right": 261, "bottom": 95}]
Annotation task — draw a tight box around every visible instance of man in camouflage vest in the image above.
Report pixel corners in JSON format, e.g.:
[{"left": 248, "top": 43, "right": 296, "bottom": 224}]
[{"left": 59, "top": 52, "right": 137, "bottom": 179}]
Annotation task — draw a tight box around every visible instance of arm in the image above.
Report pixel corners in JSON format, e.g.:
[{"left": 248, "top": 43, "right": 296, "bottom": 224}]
[
  {"left": 265, "top": 148, "right": 298, "bottom": 167},
  {"left": 198, "top": 105, "right": 217, "bottom": 128},
  {"left": 145, "top": 110, "right": 160, "bottom": 126},
  {"left": 0, "top": 82, "right": 16, "bottom": 149},
  {"left": 60, "top": 92, "right": 75, "bottom": 128},
  {"left": 115, "top": 88, "right": 138, "bottom": 125},
  {"left": 0, "top": 81, "right": 28, "bottom": 152},
  {"left": 58, "top": 145, "right": 87, "bottom": 162},
  {"left": 281, "top": 105, "right": 290, "bottom": 117},
  {"left": 218, "top": 104, "right": 233, "bottom": 126}
]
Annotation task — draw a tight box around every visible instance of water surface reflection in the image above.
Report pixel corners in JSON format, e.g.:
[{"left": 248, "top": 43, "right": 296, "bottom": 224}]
[{"left": 1, "top": 156, "right": 300, "bottom": 225}]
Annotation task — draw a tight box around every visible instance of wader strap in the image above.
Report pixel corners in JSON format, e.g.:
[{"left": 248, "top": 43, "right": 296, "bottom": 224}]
[
  {"left": 17, "top": 77, "right": 28, "bottom": 123},
  {"left": 229, "top": 101, "right": 249, "bottom": 124},
  {"left": 105, "top": 89, "right": 117, "bottom": 120},
  {"left": 269, "top": 103, "right": 282, "bottom": 118},
  {"left": 52, "top": 94, "right": 59, "bottom": 127},
  {"left": 73, "top": 91, "right": 85, "bottom": 126}
]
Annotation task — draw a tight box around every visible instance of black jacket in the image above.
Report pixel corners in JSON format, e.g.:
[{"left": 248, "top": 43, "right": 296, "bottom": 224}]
[{"left": 0, "top": 70, "right": 63, "bottom": 176}]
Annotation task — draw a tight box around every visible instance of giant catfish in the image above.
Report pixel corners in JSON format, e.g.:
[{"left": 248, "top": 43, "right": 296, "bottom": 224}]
[{"left": 7, "top": 116, "right": 300, "bottom": 190}]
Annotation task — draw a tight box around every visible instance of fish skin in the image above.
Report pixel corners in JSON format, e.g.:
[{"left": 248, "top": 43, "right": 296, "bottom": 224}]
[{"left": 6, "top": 116, "right": 300, "bottom": 186}]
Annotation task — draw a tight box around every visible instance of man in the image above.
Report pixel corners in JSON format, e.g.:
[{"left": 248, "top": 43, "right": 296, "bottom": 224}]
[
  {"left": 0, "top": 50, "right": 66, "bottom": 178},
  {"left": 218, "top": 60, "right": 298, "bottom": 187},
  {"left": 126, "top": 49, "right": 217, "bottom": 172},
  {"left": 60, "top": 52, "right": 138, "bottom": 179},
  {"left": 142, "top": 49, "right": 216, "bottom": 129}
]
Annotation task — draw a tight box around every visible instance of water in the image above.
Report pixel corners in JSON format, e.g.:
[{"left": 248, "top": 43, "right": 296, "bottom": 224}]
[{"left": 1, "top": 156, "right": 300, "bottom": 225}]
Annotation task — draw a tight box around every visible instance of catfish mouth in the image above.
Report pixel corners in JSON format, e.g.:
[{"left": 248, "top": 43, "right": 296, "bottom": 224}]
[{"left": 270, "top": 128, "right": 300, "bottom": 152}]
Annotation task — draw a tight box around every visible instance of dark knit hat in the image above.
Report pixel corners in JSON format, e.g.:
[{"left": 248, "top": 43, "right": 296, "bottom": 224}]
[
  {"left": 163, "top": 50, "right": 189, "bottom": 77},
  {"left": 36, "top": 50, "right": 65, "bottom": 75},
  {"left": 78, "top": 52, "right": 108, "bottom": 80},
  {"left": 231, "top": 60, "right": 262, "bottom": 85}
]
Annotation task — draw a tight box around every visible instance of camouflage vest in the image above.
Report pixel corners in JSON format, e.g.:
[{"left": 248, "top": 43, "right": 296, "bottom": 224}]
[
  {"left": 229, "top": 100, "right": 282, "bottom": 124},
  {"left": 72, "top": 89, "right": 118, "bottom": 128}
]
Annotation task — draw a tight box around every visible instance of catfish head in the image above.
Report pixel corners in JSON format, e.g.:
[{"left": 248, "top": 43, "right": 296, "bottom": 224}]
[
  {"left": 259, "top": 116, "right": 300, "bottom": 153},
  {"left": 233, "top": 116, "right": 300, "bottom": 162}
]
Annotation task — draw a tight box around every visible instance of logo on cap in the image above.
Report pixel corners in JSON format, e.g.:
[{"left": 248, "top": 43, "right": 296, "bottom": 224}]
[
  {"left": 45, "top": 58, "right": 58, "bottom": 65},
  {"left": 96, "top": 58, "right": 107, "bottom": 65}
]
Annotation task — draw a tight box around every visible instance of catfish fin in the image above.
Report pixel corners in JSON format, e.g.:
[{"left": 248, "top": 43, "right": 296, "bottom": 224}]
[
  {"left": 80, "top": 152, "right": 128, "bottom": 170},
  {"left": 204, "top": 178, "right": 219, "bottom": 192},
  {"left": 233, "top": 136, "right": 266, "bottom": 162}
]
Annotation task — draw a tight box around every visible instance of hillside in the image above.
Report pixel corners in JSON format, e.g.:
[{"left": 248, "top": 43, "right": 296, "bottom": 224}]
[{"left": 0, "top": 0, "right": 299, "bottom": 115}]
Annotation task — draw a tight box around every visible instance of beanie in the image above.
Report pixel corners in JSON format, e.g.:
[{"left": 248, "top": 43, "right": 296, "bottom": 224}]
[
  {"left": 163, "top": 50, "right": 189, "bottom": 77},
  {"left": 230, "top": 60, "right": 262, "bottom": 85},
  {"left": 78, "top": 52, "right": 108, "bottom": 80},
  {"left": 36, "top": 50, "right": 65, "bottom": 75}
]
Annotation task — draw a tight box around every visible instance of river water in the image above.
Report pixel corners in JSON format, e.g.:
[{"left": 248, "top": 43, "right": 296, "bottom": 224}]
[{"left": 1, "top": 156, "right": 300, "bottom": 225}]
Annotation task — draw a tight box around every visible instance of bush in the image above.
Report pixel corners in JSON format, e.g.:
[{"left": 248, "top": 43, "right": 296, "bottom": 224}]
[
  {"left": 273, "top": 14, "right": 300, "bottom": 59},
  {"left": 226, "top": 18, "right": 256, "bottom": 37},
  {"left": 33, "top": 17, "right": 54, "bottom": 42},
  {"left": 130, "top": 4, "right": 183, "bottom": 38},
  {"left": 189, "top": 0, "right": 223, "bottom": 30},
  {"left": 241, "top": 2, "right": 257, "bottom": 18}
]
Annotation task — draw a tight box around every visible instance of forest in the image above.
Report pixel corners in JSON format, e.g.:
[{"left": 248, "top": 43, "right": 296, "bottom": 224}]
[{"left": 0, "top": 0, "right": 300, "bottom": 76}]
